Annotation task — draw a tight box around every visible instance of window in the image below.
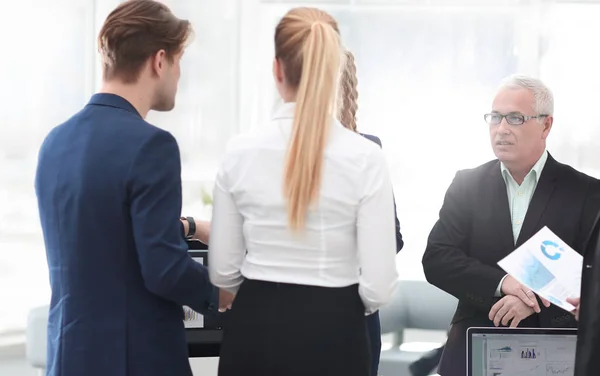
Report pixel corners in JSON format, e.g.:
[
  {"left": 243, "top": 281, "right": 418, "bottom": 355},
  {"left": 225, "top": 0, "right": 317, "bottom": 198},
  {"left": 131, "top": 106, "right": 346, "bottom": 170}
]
[
  {"left": 240, "top": 1, "right": 540, "bottom": 279},
  {"left": 146, "top": 0, "right": 242, "bottom": 218},
  {"left": 3, "top": 0, "right": 600, "bottom": 334},
  {"left": 539, "top": 2, "right": 600, "bottom": 178},
  {"left": 0, "top": 0, "right": 244, "bottom": 334},
  {"left": 0, "top": 0, "right": 96, "bottom": 333}
]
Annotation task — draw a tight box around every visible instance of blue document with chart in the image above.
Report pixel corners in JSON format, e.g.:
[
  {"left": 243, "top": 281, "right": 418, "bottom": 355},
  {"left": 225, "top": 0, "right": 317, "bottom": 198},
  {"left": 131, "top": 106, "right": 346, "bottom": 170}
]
[{"left": 497, "top": 226, "right": 582, "bottom": 312}]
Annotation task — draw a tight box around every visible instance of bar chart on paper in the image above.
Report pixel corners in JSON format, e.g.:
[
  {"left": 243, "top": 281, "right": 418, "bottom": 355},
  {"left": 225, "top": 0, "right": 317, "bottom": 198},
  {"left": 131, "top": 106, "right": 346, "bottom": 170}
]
[
  {"left": 182, "top": 256, "right": 205, "bottom": 328},
  {"left": 183, "top": 305, "right": 204, "bottom": 328}
]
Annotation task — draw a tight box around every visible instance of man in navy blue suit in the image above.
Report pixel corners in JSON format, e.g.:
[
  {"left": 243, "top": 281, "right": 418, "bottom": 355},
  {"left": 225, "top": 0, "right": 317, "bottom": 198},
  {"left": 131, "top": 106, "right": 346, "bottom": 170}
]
[{"left": 34, "top": 1, "right": 231, "bottom": 375}]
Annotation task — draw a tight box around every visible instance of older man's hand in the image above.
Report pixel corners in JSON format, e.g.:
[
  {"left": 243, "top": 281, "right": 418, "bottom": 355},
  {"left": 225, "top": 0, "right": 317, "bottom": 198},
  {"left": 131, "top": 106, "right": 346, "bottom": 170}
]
[
  {"left": 500, "top": 275, "right": 551, "bottom": 313},
  {"left": 489, "top": 295, "right": 535, "bottom": 327}
]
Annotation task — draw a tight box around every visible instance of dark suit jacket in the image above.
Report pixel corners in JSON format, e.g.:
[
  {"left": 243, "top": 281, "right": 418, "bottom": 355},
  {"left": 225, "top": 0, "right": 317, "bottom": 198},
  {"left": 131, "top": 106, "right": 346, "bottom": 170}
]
[
  {"left": 34, "top": 93, "right": 217, "bottom": 376},
  {"left": 575, "top": 197, "right": 600, "bottom": 376},
  {"left": 422, "top": 154, "right": 600, "bottom": 376}
]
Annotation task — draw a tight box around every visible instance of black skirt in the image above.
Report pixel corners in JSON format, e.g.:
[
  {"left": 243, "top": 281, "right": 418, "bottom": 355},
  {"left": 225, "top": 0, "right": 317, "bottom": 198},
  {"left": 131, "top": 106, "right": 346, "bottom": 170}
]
[{"left": 217, "top": 279, "right": 371, "bottom": 376}]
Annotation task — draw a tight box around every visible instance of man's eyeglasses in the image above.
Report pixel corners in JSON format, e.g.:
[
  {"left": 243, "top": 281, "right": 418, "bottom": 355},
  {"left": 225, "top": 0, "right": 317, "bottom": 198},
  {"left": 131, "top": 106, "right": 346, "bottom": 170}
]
[{"left": 484, "top": 113, "right": 548, "bottom": 126}]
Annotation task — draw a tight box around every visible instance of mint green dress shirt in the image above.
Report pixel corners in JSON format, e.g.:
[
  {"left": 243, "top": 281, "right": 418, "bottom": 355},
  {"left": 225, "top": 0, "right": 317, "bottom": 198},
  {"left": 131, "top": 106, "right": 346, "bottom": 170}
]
[{"left": 495, "top": 150, "right": 549, "bottom": 296}]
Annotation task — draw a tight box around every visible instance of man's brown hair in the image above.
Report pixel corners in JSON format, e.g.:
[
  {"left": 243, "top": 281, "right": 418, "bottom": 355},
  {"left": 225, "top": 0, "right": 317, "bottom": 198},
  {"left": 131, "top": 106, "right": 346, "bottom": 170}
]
[{"left": 98, "top": 0, "right": 192, "bottom": 84}]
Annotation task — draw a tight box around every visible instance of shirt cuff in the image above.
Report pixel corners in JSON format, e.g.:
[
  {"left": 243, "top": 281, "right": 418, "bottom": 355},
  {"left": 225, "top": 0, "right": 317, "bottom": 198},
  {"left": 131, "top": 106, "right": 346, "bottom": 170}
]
[{"left": 495, "top": 274, "right": 509, "bottom": 297}]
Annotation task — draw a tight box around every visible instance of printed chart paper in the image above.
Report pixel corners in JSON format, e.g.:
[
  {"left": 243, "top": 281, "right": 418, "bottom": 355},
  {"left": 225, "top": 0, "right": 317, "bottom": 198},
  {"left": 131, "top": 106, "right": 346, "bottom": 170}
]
[
  {"left": 183, "top": 257, "right": 205, "bottom": 328},
  {"left": 497, "top": 226, "right": 582, "bottom": 312}
]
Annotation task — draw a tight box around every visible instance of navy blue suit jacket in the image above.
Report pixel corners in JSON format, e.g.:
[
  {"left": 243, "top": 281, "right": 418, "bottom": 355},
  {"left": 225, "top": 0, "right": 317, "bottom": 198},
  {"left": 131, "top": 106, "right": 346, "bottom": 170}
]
[{"left": 35, "top": 93, "right": 217, "bottom": 376}]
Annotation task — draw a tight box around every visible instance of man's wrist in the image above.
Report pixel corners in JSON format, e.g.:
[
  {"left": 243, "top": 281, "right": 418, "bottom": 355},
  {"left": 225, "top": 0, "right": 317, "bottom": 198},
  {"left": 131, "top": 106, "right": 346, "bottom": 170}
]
[
  {"left": 180, "top": 216, "right": 196, "bottom": 239},
  {"left": 496, "top": 274, "right": 509, "bottom": 297},
  {"left": 195, "top": 220, "right": 211, "bottom": 244}
]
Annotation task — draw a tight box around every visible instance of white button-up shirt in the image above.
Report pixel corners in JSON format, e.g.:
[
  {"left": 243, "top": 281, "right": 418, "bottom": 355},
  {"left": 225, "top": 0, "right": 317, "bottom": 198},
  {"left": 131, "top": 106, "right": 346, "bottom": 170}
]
[{"left": 208, "top": 102, "right": 399, "bottom": 313}]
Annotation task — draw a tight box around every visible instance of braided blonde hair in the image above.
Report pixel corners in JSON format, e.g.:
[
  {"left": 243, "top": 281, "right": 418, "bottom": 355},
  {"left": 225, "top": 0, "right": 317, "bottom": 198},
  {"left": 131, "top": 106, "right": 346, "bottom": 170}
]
[{"left": 338, "top": 49, "right": 359, "bottom": 132}]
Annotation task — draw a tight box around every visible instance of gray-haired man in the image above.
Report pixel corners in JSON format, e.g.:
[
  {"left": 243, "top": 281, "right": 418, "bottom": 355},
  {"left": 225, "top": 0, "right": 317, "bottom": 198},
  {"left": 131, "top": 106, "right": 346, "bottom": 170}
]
[{"left": 422, "top": 75, "right": 600, "bottom": 376}]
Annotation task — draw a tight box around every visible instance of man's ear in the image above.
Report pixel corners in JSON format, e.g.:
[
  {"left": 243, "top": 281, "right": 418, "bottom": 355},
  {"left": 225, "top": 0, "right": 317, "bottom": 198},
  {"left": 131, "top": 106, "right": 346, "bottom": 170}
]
[
  {"left": 151, "top": 49, "right": 167, "bottom": 78},
  {"left": 542, "top": 116, "right": 553, "bottom": 139}
]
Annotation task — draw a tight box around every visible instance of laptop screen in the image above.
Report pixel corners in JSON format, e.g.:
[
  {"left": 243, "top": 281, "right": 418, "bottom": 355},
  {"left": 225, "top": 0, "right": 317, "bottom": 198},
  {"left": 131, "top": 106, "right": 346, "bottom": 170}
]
[
  {"left": 183, "top": 252, "right": 207, "bottom": 329},
  {"left": 469, "top": 329, "right": 577, "bottom": 376}
]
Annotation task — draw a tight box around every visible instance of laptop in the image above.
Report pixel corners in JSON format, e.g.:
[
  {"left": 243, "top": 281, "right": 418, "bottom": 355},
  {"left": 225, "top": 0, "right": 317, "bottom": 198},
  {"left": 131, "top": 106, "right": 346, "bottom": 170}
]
[
  {"left": 467, "top": 327, "right": 577, "bottom": 376},
  {"left": 185, "top": 240, "right": 227, "bottom": 357}
]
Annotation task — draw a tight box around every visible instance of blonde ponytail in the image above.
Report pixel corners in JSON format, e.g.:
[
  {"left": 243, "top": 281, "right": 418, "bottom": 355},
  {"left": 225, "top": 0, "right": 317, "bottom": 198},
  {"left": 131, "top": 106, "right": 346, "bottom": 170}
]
[{"left": 282, "top": 20, "right": 341, "bottom": 230}]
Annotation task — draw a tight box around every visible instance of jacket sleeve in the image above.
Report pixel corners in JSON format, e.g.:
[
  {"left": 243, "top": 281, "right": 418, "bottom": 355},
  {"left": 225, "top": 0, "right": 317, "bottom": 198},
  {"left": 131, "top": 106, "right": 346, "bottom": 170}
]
[
  {"left": 422, "top": 170, "right": 505, "bottom": 312},
  {"left": 362, "top": 134, "right": 404, "bottom": 252},
  {"left": 128, "top": 130, "right": 217, "bottom": 314},
  {"left": 576, "top": 179, "right": 600, "bottom": 254},
  {"left": 575, "top": 211, "right": 600, "bottom": 376},
  {"left": 357, "top": 146, "right": 399, "bottom": 313},
  {"left": 393, "top": 198, "right": 404, "bottom": 253},
  {"left": 208, "top": 161, "right": 246, "bottom": 294}
]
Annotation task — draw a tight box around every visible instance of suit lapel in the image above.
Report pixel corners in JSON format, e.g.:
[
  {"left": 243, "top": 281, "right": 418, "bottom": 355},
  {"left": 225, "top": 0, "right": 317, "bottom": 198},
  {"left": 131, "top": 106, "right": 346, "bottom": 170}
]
[
  {"left": 515, "top": 155, "right": 560, "bottom": 247},
  {"left": 489, "top": 162, "right": 515, "bottom": 252}
]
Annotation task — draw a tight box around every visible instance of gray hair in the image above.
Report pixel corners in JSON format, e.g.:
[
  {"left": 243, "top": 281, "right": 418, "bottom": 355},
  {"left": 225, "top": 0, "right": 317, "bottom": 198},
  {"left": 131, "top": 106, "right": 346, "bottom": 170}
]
[{"left": 499, "top": 74, "right": 554, "bottom": 116}]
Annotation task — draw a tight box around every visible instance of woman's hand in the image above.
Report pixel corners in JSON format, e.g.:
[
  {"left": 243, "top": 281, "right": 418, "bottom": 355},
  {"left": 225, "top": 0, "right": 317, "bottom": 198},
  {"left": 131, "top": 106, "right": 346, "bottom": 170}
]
[{"left": 219, "top": 289, "right": 235, "bottom": 312}]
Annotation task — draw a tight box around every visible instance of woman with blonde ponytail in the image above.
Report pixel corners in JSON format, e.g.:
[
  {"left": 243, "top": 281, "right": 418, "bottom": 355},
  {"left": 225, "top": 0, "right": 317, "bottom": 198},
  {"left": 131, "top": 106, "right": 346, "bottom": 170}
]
[
  {"left": 209, "top": 8, "right": 399, "bottom": 376},
  {"left": 339, "top": 48, "right": 405, "bottom": 376}
]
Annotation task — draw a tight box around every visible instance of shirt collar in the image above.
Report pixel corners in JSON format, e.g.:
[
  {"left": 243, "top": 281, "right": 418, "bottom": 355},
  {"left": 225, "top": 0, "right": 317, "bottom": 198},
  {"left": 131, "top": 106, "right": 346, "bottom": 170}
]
[
  {"left": 272, "top": 101, "right": 296, "bottom": 120},
  {"left": 271, "top": 101, "right": 345, "bottom": 130},
  {"left": 88, "top": 93, "right": 141, "bottom": 118},
  {"left": 501, "top": 150, "right": 548, "bottom": 184}
]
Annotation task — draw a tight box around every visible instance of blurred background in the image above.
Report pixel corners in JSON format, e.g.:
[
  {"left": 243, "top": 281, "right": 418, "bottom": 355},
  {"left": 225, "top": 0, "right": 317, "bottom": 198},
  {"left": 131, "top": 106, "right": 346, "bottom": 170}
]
[{"left": 1, "top": 0, "right": 600, "bottom": 374}]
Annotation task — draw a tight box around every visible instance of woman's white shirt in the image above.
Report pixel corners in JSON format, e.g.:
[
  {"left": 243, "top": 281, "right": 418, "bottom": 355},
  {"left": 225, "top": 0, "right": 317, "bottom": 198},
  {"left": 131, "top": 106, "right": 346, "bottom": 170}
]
[{"left": 208, "top": 102, "right": 399, "bottom": 314}]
